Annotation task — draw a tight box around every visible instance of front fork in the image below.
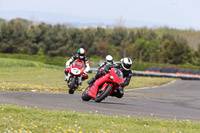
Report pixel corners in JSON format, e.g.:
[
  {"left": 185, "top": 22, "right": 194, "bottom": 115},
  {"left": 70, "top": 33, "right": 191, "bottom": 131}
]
[
  {"left": 68, "top": 76, "right": 82, "bottom": 87},
  {"left": 67, "top": 74, "right": 73, "bottom": 86},
  {"left": 78, "top": 76, "right": 82, "bottom": 85}
]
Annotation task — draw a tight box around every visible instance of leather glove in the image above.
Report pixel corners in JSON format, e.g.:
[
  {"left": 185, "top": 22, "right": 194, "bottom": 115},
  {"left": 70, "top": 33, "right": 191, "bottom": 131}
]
[{"left": 66, "top": 65, "right": 70, "bottom": 69}]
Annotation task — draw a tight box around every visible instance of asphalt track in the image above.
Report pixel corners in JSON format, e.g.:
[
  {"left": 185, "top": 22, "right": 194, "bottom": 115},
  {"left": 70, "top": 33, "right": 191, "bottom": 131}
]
[{"left": 0, "top": 80, "right": 200, "bottom": 121}]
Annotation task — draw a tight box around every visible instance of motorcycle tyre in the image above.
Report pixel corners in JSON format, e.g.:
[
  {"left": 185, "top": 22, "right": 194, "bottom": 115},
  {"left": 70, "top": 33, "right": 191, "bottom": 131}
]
[
  {"left": 95, "top": 85, "right": 112, "bottom": 103},
  {"left": 69, "top": 77, "right": 76, "bottom": 94},
  {"left": 82, "top": 87, "right": 92, "bottom": 101}
]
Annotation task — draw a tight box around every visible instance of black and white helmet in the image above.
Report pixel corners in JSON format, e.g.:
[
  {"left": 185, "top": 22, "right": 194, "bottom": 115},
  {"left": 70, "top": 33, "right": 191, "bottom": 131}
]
[
  {"left": 121, "top": 57, "right": 132, "bottom": 70},
  {"left": 106, "top": 55, "right": 113, "bottom": 64}
]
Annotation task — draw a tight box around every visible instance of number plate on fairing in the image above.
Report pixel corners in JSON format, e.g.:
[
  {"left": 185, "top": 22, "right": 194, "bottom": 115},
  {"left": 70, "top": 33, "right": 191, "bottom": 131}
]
[{"left": 71, "top": 68, "right": 81, "bottom": 75}]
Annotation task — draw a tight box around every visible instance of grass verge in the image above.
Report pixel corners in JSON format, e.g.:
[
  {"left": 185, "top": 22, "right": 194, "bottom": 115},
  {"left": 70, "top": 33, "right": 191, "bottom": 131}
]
[
  {"left": 0, "top": 104, "right": 200, "bottom": 133},
  {"left": 0, "top": 57, "right": 176, "bottom": 93}
]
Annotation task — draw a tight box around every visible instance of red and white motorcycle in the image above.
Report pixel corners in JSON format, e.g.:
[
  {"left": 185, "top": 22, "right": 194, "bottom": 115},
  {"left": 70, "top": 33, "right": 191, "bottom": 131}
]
[{"left": 66, "top": 61, "right": 86, "bottom": 94}]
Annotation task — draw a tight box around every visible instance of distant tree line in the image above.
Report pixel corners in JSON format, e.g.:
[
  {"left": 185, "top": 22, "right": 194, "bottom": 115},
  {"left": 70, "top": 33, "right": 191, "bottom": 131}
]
[{"left": 0, "top": 18, "right": 200, "bottom": 66}]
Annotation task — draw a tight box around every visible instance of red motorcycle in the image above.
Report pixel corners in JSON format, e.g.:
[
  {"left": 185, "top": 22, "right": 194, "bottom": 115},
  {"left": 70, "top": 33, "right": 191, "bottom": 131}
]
[
  {"left": 67, "top": 61, "right": 84, "bottom": 94},
  {"left": 82, "top": 68, "right": 124, "bottom": 102}
]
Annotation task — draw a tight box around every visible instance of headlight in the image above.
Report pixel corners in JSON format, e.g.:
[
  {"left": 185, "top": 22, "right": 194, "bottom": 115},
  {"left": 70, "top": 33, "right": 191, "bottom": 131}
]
[{"left": 116, "top": 82, "right": 121, "bottom": 85}]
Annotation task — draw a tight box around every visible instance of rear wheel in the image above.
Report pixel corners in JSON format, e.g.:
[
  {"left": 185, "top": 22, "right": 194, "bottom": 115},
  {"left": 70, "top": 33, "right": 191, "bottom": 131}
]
[
  {"left": 95, "top": 85, "right": 112, "bottom": 103},
  {"left": 68, "top": 77, "right": 76, "bottom": 94},
  {"left": 82, "top": 87, "right": 91, "bottom": 101}
]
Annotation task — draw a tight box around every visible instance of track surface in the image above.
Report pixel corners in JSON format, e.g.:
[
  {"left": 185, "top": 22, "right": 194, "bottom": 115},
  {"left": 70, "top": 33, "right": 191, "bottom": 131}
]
[{"left": 0, "top": 80, "right": 200, "bottom": 121}]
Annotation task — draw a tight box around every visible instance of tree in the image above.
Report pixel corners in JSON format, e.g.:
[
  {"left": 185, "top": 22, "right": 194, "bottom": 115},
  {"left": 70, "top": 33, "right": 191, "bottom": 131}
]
[
  {"left": 0, "top": 19, "right": 28, "bottom": 53},
  {"left": 192, "top": 44, "right": 200, "bottom": 65},
  {"left": 160, "top": 38, "right": 191, "bottom": 64},
  {"left": 93, "top": 39, "right": 109, "bottom": 57},
  {"left": 0, "top": 18, "right": 7, "bottom": 27},
  {"left": 131, "top": 38, "right": 146, "bottom": 62},
  {"left": 95, "top": 27, "right": 106, "bottom": 40},
  {"left": 109, "top": 28, "right": 127, "bottom": 46},
  {"left": 1, "top": 17, "right": 200, "bottom": 68}
]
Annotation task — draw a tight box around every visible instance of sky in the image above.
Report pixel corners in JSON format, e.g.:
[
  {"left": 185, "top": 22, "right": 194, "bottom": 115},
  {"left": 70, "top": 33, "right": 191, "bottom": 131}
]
[{"left": 0, "top": 0, "right": 200, "bottom": 30}]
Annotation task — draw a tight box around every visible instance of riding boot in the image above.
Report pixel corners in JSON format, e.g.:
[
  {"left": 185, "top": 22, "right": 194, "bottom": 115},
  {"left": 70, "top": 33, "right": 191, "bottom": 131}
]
[
  {"left": 110, "top": 88, "right": 124, "bottom": 98},
  {"left": 118, "top": 86, "right": 124, "bottom": 94},
  {"left": 65, "top": 76, "right": 68, "bottom": 81},
  {"left": 87, "top": 77, "right": 96, "bottom": 86},
  {"left": 65, "top": 73, "right": 70, "bottom": 81},
  {"left": 78, "top": 77, "right": 83, "bottom": 86}
]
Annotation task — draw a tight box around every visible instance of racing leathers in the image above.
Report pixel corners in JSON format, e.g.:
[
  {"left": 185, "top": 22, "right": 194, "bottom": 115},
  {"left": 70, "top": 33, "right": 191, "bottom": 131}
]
[{"left": 65, "top": 54, "right": 90, "bottom": 84}]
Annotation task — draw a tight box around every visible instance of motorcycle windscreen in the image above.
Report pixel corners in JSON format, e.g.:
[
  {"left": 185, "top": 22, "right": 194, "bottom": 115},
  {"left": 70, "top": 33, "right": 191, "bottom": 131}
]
[
  {"left": 111, "top": 68, "right": 124, "bottom": 84},
  {"left": 114, "top": 68, "right": 123, "bottom": 78},
  {"left": 72, "top": 61, "right": 84, "bottom": 69}
]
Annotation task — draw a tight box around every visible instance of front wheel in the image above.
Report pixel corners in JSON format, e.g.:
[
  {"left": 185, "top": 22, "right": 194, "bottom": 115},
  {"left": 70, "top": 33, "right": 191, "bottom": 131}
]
[
  {"left": 82, "top": 87, "right": 91, "bottom": 101},
  {"left": 95, "top": 85, "right": 112, "bottom": 103},
  {"left": 68, "top": 77, "right": 77, "bottom": 94}
]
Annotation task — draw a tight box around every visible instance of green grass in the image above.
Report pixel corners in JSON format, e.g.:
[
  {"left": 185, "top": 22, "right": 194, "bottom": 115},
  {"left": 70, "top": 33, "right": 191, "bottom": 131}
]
[
  {"left": 127, "top": 77, "right": 175, "bottom": 89},
  {"left": 0, "top": 104, "right": 200, "bottom": 133},
  {"left": 0, "top": 57, "right": 175, "bottom": 93},
  {"left": 0, "top": 53, "right": 68, "bottom": 67},
  {"left": 0, "top": 53, "right": 100, "bottom": 68},
  {"left": 0, "top": 57, "right": 61, "bottom": 69},
  {"left": 0, "top": 57, "right": 95, "bottom": 93}
]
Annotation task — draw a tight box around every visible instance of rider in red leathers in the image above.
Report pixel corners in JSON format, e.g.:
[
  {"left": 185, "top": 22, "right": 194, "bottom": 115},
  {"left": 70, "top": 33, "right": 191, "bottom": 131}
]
[{"left": 64, "top": 48, "right": 90, "bottom": 85}]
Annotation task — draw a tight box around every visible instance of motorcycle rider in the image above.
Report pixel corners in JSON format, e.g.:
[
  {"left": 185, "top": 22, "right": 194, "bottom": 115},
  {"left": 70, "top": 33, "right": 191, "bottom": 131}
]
[
  {"left": 99, "top": 55, "right": 114, "bottom": 68},
  {"left": 88, "top": 57, "right": 133, "bottom": 98},
  {"left": 87, "top": 55, "right": 115, "bottom": 86},
  {"left": 64, "top": 48, "right": 90, "bottom": 85}
]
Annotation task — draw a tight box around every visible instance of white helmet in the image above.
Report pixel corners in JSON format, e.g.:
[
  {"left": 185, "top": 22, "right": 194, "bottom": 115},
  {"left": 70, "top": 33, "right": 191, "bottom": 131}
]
[
  {"left": 106, "top": 55, "right": 113, "bottom": 64},
  {"left": 121, "top": 57, "right": 132, "bottom": 70}
]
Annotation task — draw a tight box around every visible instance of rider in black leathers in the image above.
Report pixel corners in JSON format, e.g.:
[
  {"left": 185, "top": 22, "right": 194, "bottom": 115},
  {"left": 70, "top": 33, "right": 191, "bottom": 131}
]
[
  {"left": 87, "top": 55, "right": 115, "bottom": 85},
  {"left": 88, "top": 57, "right": 133, "bottom": 98}
]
